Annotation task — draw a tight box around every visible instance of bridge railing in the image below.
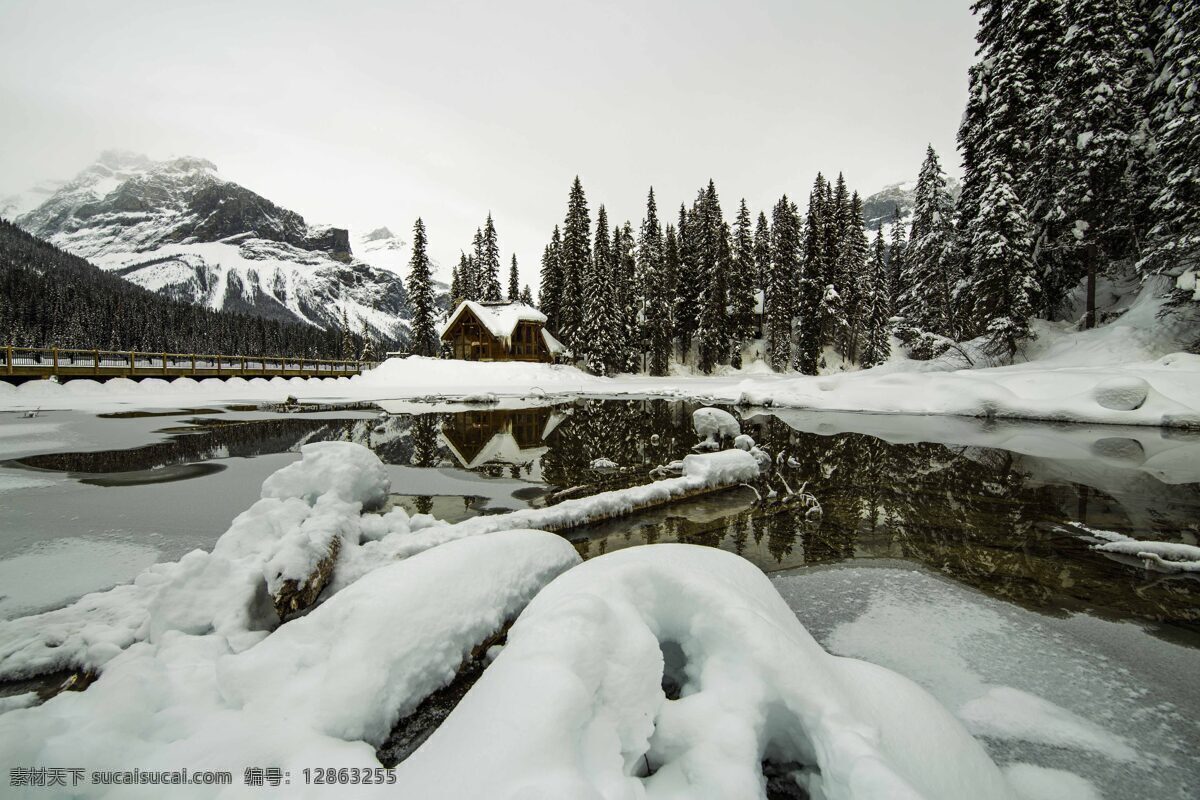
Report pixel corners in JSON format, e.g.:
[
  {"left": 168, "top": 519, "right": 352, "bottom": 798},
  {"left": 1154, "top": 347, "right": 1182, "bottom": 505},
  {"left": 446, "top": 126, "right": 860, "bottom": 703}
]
[{"left": 2, "top": 346, "right": 372, "bottom": 378}]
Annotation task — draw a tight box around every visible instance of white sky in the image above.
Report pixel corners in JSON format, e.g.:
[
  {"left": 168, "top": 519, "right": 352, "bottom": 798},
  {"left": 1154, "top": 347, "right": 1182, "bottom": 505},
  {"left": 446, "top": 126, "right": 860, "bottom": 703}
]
[{"left": 0, "top": 0, "right": 977, "bottom": 282}]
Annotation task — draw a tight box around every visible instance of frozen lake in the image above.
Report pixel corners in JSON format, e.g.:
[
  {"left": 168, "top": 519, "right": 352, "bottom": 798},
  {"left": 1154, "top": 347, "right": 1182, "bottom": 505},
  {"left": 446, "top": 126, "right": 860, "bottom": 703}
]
[{"left": 1, "top": 399, "right": 1198, "bottom": 796}]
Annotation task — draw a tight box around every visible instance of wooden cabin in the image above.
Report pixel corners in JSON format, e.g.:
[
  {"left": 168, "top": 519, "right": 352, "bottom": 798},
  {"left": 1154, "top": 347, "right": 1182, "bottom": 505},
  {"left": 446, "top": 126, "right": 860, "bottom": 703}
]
[{"left": 441, "top": 300, "right": 568, "bottom": 363}]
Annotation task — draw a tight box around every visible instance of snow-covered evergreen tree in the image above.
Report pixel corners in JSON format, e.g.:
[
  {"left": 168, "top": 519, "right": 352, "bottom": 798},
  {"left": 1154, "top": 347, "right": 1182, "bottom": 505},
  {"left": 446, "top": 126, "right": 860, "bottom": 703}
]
[
  {"left": 508, "top": 254, "right": 520, "bottom": 301},
  {"left": 695, "top": 181, "right": 730, "bottom": 374},
  {"left": 450, "top": 255, "right": 466, "bottom": 308},
  {"left": 480, "top": 213, "right": 503, "bottom": 301},
  {"left": 672, "top": 204, "right": 700, "bottom": 361},
  {"left": 958, "top": 0, "right": 1040, "bottom": 357},
  {"left": 860, "top": 224, "right": 892, "bottom": 367},
  {"left": 888, "top": 208, "right": 907, "bottom": 311},
  {"left": 639, "top": 188, "right": 672, "bottom": 376},
  {"left": 653, "top": 223, "right": 681, "bottom": 375},
  {"left": 404, "top": 217, "right": 439, "bottom": 357},
  {"left": 540, "top": 226, "right": 563, "bottom": 328},
  {"left": 898, "top": 146, "right": 956, "bottom": 356},
  {"left": 559, "top": 177, "right": 591, "bottom": 347},
  {"left": 753, "top": 211, "right": 771, "bottom": 336},
  {"left": 795, "top": 177, "right": 827, "bottom": 374},
  {"left": 519, "top": 285, "right": 534, "bottom": 305},
  {"left": 767, "top": 195, "right": 799, "bottom": 371},
  {"left": 578, "top": 205, "right": 618, "bottom": 374},
  {"left": 836, "top": 191, "right": 869, "bottom": 361},
  {"left": 1142, "top": 0, "right": 1200, "bottom": 280},
  {"left": 616, "top": 221, "right": 639, "bottom": 371},
  {"left": 1045, "top": 0, "right": 1138, "bottom": 301},
  {"left": 728, "top": 199, "right": 757, "bottom": 367}
]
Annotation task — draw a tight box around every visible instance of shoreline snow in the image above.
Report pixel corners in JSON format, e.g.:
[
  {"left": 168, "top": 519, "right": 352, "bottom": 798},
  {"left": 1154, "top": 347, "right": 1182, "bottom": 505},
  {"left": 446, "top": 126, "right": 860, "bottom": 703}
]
[{"left": 4, "top": 351, "right": 1198, "bottom": 430}]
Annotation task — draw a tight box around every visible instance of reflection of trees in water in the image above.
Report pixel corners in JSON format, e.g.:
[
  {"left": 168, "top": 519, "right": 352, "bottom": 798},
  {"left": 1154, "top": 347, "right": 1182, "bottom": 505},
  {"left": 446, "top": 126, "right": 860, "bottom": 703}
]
[{"left": 553, "top": 404, "right": 1200, "bottom": 626}]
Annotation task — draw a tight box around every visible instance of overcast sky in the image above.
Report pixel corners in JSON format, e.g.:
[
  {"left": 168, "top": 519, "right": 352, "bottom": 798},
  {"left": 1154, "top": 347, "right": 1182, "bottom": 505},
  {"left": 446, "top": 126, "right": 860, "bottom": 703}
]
[{"left": 0, "top": 0, "right": 977, "bottom": 279}]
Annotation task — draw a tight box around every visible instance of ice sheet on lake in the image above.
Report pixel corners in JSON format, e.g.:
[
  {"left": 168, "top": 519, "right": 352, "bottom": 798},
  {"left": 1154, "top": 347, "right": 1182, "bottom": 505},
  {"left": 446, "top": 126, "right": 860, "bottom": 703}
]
[
  {"left": 773, "top": 563, "right": 1200, "bottom": 800},
  {"left": 0, "top": 537, "right": 159, "bottom": 620}
]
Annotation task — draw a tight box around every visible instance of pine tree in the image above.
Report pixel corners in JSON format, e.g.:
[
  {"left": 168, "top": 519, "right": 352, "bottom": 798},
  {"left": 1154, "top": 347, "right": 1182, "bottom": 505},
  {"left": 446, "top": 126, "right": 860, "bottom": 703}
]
[
  {"left": 578, "top": 204, "right": 618, "bottom": 374},
  {"left": 860, "top": 224, "right": 892, "bottom": 367},
  {"left": 888, "top": 208, "right": 907, "bottom": 311},
  {"left": 508, "top": 254, "right": 520, "bottom": 301},
  {"left": 519, "top": 285, "right": 534, "bottom": 305},
  {"left": 836, "top": 191, "right": 870, "bottom": 361},
  {"left": 616, "top": 221, "right": 639, "bottom": 371},
  {"left": 469, "top": 228, "right": 484, "bottom": 300},
  {"left": 649, "top": 223, "right": 680, "bottom": 376},
  {"left": 898, "top": 146, "right": 956, "bottom": 355},
  {"left": 753, "top": 211, "right": 771, "bottom": 337},
  {"left": 958, "top": 0, "right": 1040, "bottom": 357},
  {"left": 404, "top": 217, "right": 439, "bottom": 357},
  {"left": 1142, "top": 0, "right": 1200, "bottom": 279},
  {"left": 638, "top": 188, "right": 668, "bottom": 375},
  {"left": 695, "top": 181, "right": 731, "bottom": 374},
  {"left": 766, "top": 195, "right": 799, "bottom": 371},
  {"left": 450, "top": 255, "right": 466, "bottom": 308},
  {"left": 540, "top": 225, "right": 563, "bottom": 326},
  {"left": 672, "top": 204, "right": 700, "bottom": 361},
  {"left": 480, "top": 213, "right": 502, "bottom": 300},
  {"left": 795, "top": 177, "right": 827, "bottom": 374},
  {"left": 728, "top": 199, "right": 757, "bottom": 367},
  {"left": 559, "top": 177, "right": 591, "bottom": 348}
]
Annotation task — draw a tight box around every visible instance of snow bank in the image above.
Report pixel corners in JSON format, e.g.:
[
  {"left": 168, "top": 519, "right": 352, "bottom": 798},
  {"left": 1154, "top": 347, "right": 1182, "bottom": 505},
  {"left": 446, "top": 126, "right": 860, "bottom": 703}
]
[
  {"left": 398, "top": 545, "right": 1016, "bottom": 800},
  {"left": 0, "top": 531, "right": 578, "bottom": 796}
]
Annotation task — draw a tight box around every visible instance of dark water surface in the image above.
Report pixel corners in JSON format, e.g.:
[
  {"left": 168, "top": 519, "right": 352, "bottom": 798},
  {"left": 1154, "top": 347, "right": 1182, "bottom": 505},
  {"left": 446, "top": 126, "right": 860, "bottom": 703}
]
[{"left": 4, "top": 399, "right": 1199, "bottom": 636}]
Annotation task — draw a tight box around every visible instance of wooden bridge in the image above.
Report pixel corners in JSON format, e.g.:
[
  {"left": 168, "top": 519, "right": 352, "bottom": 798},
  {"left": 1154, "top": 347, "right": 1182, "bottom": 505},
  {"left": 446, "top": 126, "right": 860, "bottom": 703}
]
[{"left": 2, "top": 346, "right": 374, "bottom": 383}]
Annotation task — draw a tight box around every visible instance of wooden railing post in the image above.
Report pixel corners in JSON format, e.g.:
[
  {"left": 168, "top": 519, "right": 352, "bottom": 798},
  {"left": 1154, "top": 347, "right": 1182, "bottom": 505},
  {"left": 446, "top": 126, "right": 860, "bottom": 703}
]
[
  {"left": 6, "top": 344, "right": 12, "bottom": 376},
  {"left": 52, "top": 347, "right": 59, "bottom": 375},
  {"left": 93, "top": 350, "right": 99, "bottom": 376},
  {"left": 241, "top": 356, "right": 246, "bottom": 375},
  {"left": 163, "top": 352, "right": 168, "bottom": 376},
  {"left": 129, "top": 351, "right": 135, "bottom": 376},
  {"left": 191, "top": 354, "right": 196, "bottom": 375}
]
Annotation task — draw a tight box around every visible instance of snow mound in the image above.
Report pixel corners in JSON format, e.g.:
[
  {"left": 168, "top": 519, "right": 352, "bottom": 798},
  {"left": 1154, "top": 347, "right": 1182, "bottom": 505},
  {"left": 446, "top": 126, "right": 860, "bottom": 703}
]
[
  {"left": 398, "top": 545, "right": 1016, "bottom": 800},
  {"left": 1091, "top": 376, "right": 1149, "bottom": 411},
  {"left": 261, "top": 440, "right": 389, "bottom": 509},
  {"left": 0, "top": 530, "right": 579, "bottom": 794}
]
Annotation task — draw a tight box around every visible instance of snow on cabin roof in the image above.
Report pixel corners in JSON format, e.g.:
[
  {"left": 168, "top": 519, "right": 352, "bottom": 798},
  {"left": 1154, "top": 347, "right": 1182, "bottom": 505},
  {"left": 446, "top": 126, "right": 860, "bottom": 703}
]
[{"left": 441, "top": 300, "right": 549, "bottom": 341}]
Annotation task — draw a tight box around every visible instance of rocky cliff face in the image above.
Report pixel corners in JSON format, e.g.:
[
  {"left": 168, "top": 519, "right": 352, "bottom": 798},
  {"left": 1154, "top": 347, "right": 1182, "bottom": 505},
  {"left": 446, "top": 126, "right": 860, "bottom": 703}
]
[{"left": 14, "top": 151, "right": 409, "bottom": 344}]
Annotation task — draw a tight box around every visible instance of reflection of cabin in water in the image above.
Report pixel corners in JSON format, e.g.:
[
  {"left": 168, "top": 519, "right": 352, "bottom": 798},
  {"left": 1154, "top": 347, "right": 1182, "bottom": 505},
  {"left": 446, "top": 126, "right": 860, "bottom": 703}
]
[
  {"left": 440, "top": 300, "right": 568, "bottom": 363},
  {"left": 440, "top": 406, "right": 569, "bottom": 469}
]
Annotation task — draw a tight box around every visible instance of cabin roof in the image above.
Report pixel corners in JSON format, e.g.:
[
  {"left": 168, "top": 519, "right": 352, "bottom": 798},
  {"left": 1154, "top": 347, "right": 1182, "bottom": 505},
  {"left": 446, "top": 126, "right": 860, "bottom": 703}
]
[{"left": 440, "top": 300, "right": 548, "bottom": 341}]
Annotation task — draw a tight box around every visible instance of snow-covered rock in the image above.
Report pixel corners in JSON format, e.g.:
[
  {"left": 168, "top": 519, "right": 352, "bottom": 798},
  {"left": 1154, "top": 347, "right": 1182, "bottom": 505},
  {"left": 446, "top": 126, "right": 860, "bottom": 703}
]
[
  {"left": 398, "top": 544, "right": 1017, "bottom": 800},
  {"left": 1091, "top": 375, "right": 1149, "bottom": 411},
  {"left": 692, "top": 406, "right": 740, "bottom": 445}
]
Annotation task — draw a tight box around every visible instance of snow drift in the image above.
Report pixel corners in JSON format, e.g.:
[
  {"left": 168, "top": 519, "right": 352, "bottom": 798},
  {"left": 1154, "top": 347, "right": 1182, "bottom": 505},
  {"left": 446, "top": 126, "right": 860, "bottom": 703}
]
[{"left": 398, "top": 544, "right": 1018, "bottom": 800}]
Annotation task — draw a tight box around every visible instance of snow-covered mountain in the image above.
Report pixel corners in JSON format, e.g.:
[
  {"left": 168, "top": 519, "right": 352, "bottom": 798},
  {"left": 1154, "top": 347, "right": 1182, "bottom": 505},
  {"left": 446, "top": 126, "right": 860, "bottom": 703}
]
[
  {"left": 12, "top": 151, "right": 411, "bottom": 343},
  {"left": 861, "top": 177, "right": 963, "bottom": 230}
]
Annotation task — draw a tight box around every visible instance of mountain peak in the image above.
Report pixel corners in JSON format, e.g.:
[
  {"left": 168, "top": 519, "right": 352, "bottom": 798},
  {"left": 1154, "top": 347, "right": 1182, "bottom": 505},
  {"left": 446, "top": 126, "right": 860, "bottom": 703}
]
[
  {"left": 363, "top": 226, "right": 396, "bottom": 242},
  {"left": 95, "top": 149, "right": 155, "bottom": 171}
]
